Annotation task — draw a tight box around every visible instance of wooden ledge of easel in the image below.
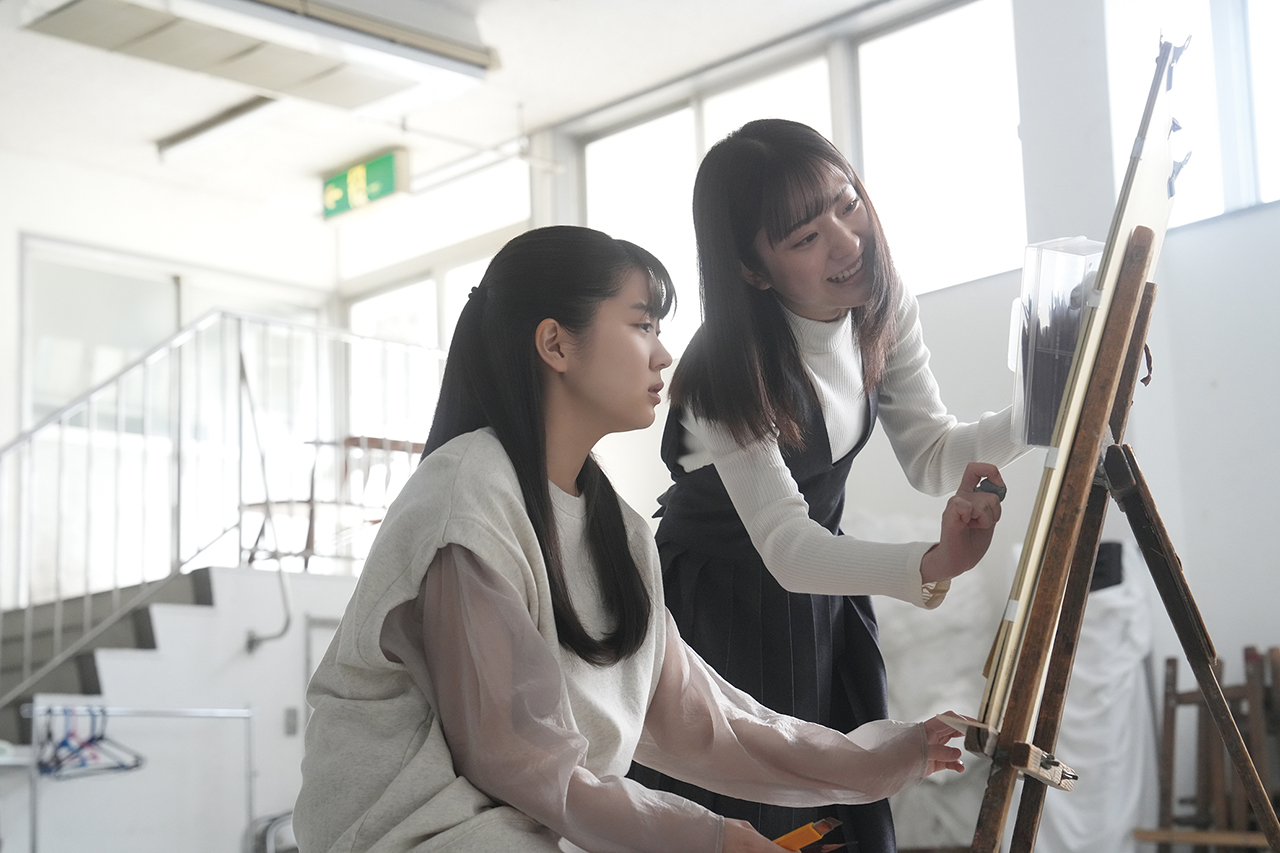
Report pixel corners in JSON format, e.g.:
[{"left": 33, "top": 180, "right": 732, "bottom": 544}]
[
  {"left": 1133, "top": 828, "right": 1271, "bottom": 847},
  {"left": 1008, "top": 742, "right": 1077, "bottom": 791},
  {"left": 959, "top": 727, "right": 1077, "bottom": 792}
]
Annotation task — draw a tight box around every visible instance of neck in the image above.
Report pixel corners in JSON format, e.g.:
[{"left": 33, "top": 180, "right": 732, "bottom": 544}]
[{"left": 543, "top": 390, "right": 602, "bottom": 497}]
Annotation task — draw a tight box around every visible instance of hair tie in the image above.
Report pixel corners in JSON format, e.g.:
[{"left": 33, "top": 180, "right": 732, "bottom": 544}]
[{"left": 469, "top": 283, "right": 489, "bottom": 301}]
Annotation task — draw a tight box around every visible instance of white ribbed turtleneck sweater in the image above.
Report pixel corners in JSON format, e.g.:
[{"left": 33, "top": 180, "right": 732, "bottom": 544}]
[{"left": 677, "top": 287, "right": 1025, "bottom": 608}]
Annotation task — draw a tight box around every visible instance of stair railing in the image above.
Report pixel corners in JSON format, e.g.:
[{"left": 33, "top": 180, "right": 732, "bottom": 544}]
[{"left": 0, "top": 311, "right": 439, "bottom": 706}]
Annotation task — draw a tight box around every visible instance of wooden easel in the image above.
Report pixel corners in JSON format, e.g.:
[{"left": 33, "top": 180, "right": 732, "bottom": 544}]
[{"left": 967, "top": 226, "right": 1280, "bottom": 852}]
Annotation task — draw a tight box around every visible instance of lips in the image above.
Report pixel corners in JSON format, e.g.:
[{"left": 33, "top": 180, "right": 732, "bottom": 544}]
[
  {"left": 648, "top": 381, "right": 664, "bottom": 403},
  {"left": 828, "top": 255, "right": 864, "bottom": 283}
]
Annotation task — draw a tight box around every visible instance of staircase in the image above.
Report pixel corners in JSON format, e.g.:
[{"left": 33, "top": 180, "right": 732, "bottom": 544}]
[
  {"left": 0, "top": 310, "right": 439, "bottom": 742},
  {"left": 0, "top": 569, "right": 213, "bottom": 745}
]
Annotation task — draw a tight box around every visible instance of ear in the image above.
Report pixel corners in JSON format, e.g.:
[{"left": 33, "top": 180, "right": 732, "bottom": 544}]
[
  {"left": 740, "top": 262, "right": 771, "bottom": 292},
  {"left": 534, "top": 318, "right": 571, "bottom": 374}
]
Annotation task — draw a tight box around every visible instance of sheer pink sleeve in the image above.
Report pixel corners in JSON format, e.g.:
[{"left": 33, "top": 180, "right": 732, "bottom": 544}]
[
  {"left": 634, "top": 610, "right": 928, "bottom": 805},
  {"left": 418, "top": 544, "right": 723, "bottom": 853}
]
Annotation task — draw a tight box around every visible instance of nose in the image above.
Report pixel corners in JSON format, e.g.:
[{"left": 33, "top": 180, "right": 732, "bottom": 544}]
[
  {"left": 832, "top": 219, "right": 862, "bottom": 259},
  {"left": 653, "top": 336, "right": 673, "bottom": 371}
]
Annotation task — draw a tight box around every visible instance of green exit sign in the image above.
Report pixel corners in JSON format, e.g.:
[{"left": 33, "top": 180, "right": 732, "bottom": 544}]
[{"left": 323, "top": 150, "right": 408, "bottom": 218}]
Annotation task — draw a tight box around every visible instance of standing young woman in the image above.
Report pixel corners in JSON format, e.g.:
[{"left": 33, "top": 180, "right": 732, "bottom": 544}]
[
  {"left": 628, "top": 120, "right": 1027, "bottom": 851},
  {"left": 294, "top": 225, "right": 966, "bottom": 853}
]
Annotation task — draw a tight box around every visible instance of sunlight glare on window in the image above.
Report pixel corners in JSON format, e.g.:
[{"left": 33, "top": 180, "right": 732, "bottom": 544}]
[
  {"left": 441, "top": 257, "right": 491, "bottom": 352},
  {"left": 336, "top": 159, "right": 530, "bottom": 281},
  {"left": 585, "top": 109, "right": 699, "bottom": 356},
  {"left": 859, "top": 0, "right": 1025, "bottom": 294},
  {"left": 1159, "top": 0, "right": 1224, "bottom": 227},
  {"left": 702, "top": 57, "right": 833, "bottom": 150},
  {"left": 349, "top": 281, "right": 437, "bottom": 349},
  {"left": 1250, "top": 0, "right": 1279, "bottom": 202}
]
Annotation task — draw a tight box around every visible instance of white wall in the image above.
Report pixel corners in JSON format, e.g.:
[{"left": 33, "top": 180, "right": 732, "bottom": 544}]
[
  {"left": 1143, "top": 200, "right": 1280, "bottom": 684},
  {"left": 0, "top": 146, "right": 336, "bottom": 447}
]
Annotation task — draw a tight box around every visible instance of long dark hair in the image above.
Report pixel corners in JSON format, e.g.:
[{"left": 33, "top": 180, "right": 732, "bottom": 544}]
[
  {"left": 424, "top": 225, "right": 674, "bottom": 665},
  {"left": 670, "top": 118, "right": 900, "bottom": 450}
]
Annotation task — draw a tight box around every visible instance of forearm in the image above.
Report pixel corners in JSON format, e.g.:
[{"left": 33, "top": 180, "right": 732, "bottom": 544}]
[
  {"left": 636, "top": 612, "right": 928, "bottom": 805},
  {"left": 696, "top": 422, "right": 935, "bottom": 604}
]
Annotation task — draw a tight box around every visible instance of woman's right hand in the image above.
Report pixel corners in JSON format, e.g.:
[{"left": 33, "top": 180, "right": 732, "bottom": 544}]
[
  {"left": 922, "top": 714, "right": 965, "bottom": 776},
  {"left": 722, "top": 818, "right": 791, "bottom": 852},
  {"left": 920, "top": 462, "right": 1005, "bottom": 584}
]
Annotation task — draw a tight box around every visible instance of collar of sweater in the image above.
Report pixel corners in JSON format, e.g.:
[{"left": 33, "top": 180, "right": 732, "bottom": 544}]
[
  {"left": 550, "top": 481, "right": 587, "bottom": 519},
  {"left": 782, "top": 305, "right": 852, "bottom": 355}
]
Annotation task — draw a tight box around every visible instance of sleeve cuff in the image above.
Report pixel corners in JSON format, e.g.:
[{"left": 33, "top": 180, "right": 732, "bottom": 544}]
[
  {"left": 892, "top": 540, "right": 938, "bottom": 607},
  {"left": 920, "top": 577, "right": 951, "bottom": 610}
]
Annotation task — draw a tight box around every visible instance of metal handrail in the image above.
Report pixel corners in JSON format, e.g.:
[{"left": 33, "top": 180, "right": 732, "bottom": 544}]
[
  {"left": 0, "top": 310, "right": 440, "bottom": 703},
  {"left": 0, "top": 309, "right": 421, "bottom": 458}
]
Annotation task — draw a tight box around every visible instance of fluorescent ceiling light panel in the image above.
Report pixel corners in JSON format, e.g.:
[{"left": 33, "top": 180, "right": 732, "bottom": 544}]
[
  {"left": 119, "top": 18, "right": 260, "bottom": 69},
  {"left": 25, "top": 0, "right": 490, "bottom": 109},
  {"left": 30, "top": 0, "right": 170, "bottom": 48}
]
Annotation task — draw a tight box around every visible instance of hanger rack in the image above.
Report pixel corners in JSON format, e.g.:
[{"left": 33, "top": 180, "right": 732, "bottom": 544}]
[{"left": 19, "top": 703, "right": 254, "bottom": 853}]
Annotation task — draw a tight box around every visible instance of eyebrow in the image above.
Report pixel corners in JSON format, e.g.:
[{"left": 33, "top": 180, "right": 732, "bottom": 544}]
[{"left": 782, "top": 185, "right": 855, "bottom": 238}]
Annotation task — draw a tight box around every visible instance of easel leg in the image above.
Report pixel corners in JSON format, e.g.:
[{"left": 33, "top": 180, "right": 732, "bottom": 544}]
[
  {"left": 1104, "top": 443, "right": 1280, "bottom": 850},
  {"left": 1009, "top": 483, "right": 1109, "bottom": 852}
]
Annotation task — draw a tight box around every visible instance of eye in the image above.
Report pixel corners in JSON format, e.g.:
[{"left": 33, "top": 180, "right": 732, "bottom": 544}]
[
  {"left": 637, "top": 322, "right": 655, "bottom": 333},
  {"left": 791, "top": 232, "right": 819, "bottom": 249},
  {"left": 841, "top": 196, "right": 861, "bottom": 216}
]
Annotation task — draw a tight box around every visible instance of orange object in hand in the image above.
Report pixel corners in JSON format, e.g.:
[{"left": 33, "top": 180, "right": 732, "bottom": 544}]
[{"left": 773, "top": 817, "right": 842, "bottom": 851}]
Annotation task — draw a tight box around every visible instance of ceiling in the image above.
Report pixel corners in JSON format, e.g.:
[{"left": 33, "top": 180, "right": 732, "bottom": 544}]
[{"left": 0, "top": 0, "right": 882, "bottom": 216}]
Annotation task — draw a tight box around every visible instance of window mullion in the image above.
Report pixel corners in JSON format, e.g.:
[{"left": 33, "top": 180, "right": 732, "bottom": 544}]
[
  {"left": 827, "top": 37, "right": 864, "bottom": 176},
  {"left": 692, "top": 95, "right": 707, "bottom": 161},
  {"left": 1210, "top": 0, "right": 1260, "bottom": 210}
]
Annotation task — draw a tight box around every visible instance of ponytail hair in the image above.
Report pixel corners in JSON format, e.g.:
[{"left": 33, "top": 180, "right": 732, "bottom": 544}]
[
  {"left": 424, "top": 225, "right": 674, "bottom": 665},
  {"left": 671, "top": 118, "right": 900, "bottom": 450}
]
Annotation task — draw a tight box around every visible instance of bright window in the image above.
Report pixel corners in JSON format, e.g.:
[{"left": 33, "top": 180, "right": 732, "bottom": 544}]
[
  {"left": 859, "top": 0, "right": 1026, "bottom": 294},
  {"left": 1136, "top": 0, "right": 1278, "bottom": 223},
  {"left": 586, "top": 108, "right": 700, "bottom": 354},
  {"left": 702, "top": 58, "right": 833, "bottom": 153},
  {"left": 349, "top": 280, "right": 437, "bottom": 348},
  {"left": 346, "top": 256, "right": 493, "bottom": 437},
  {"left": 336, "top": 158, "right": 529, "bottom": 281},
  {"left": 1251, "top": 0, "right": 1279, "bottom": 202},
  {"left": 1159, "top": 0, "right": 1225, "bottom": 227},
  {"left": 440, "top": 256, "right": 491, "bottom": 352},
  {"left": 585, "top": 58, "right": 836, "bottom": 356}
]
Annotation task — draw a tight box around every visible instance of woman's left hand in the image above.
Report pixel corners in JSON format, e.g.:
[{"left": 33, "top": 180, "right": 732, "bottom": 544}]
[{"left": 920, "top": 462, "right": 1004, "bottom": 584}]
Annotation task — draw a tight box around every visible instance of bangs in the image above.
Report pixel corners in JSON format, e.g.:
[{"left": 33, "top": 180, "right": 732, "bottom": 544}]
[
  {"left": 617, "top": 239, "right": 677, "bottom": 320},
  {"left": 758, "top": 154, "right": 854, "bottom": 246}
]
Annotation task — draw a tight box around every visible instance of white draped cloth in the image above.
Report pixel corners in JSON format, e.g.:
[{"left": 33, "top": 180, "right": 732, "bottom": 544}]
[{"left": 1038, "top": 544, "right": 1158, "bottom": 853}]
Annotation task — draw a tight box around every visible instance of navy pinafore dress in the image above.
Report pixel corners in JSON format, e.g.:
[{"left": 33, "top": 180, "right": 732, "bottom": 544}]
[{"left": 629, "top": 387, "right": 895, "bottom": 853}]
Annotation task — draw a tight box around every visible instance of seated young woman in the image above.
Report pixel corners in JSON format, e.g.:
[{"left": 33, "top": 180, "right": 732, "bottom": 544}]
[{"left": 293, "top": 225, "right": 967, "bottom": 853}]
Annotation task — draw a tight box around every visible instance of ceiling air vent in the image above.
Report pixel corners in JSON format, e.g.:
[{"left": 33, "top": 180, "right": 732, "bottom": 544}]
[{"left": 24, "top": 0, "right": 493, "bottom": 110}]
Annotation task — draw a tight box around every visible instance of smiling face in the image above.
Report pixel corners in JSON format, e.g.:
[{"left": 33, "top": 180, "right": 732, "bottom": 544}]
[
  {"left": 556, "top": 267, "right": 673, "bottom": 438},
  {"left": 746, "top": 169, "right": 875, "bottom": 322}
]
